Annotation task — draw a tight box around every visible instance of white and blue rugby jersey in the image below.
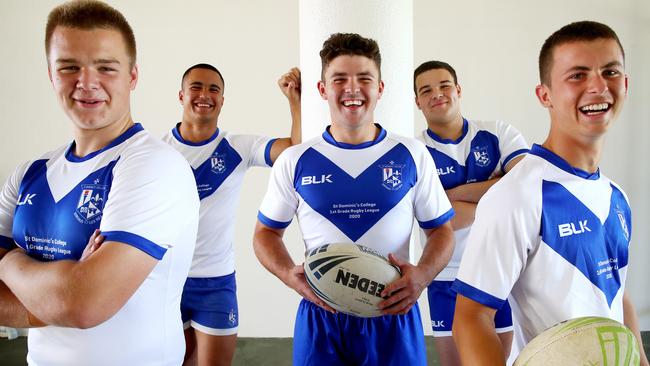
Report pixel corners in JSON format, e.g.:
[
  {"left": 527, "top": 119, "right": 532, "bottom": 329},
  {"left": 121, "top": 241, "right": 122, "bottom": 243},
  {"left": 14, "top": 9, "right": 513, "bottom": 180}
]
[
  {"left": 453, "top": 144, "right": 631, "bottom": 358},
  {"left": 418, "top": 119, "right": 528, "bottom": 280},
  {"left": 163, "top": 125, "right": 275, "bottom": 277},
  {"left": 258, "top": 126, "right": 454, "bottom": 261},
  {"left": 0, "top": 124, "right": 199, "bottom": 366}
]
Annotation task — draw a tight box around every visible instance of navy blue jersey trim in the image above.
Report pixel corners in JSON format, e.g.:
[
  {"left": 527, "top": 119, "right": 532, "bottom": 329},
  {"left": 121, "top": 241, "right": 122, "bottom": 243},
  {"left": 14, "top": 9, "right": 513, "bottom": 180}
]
[
  {"left": 452, "top": 279, "right": 505, "bottom": 310},
  {"left": 257, "top": 211, "right": 291, "bottom": 229},
  {"left": 530, "top": 144, "right": 600, "bottom": 180},
  {"left": 0, "top": 235, "right": 16, "bottom": 250},
  {"left": 426, "top": 118, "right": 469, "bottom": 144},
  {"left": 101, "top": 231, "right": 167, "bottom": 260},
  {"left": 172, "top": 123, "right": 220, "bottom": 146},
  {"left": 418, "top": 208, "right": 455, "bottom": 229},
  {"left": 265, "top": 138, "right": 278, "bottom": 167},
  {"left": 66, "top": 123, "right": 144, "bottom": 162},
  {"left": 501, "top": 148, "right": 529, "bottom": 173},
  {"left": 322, "top": 124, "right": 387, "bottom": 149}
]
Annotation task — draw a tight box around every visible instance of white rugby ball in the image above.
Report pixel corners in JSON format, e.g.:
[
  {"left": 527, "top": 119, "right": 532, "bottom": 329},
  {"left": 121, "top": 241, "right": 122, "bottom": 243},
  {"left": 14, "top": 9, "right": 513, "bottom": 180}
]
[
  {"left": 514, "top": 316, "right": 640, "bottom": 366},
  {"left": 303, "top": 243, "right": 401, "bottom": 318}
]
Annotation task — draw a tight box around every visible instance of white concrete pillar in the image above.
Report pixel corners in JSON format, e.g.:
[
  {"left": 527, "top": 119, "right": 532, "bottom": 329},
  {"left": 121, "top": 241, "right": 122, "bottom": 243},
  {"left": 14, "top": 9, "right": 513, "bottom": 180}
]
[{"left": 299, "top": 1, "right": 414, "bottom": 139}]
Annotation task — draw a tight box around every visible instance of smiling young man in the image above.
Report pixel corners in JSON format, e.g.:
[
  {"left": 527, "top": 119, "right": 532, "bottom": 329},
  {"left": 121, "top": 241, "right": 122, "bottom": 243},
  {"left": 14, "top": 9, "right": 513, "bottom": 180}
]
[
  {"left": 452, "top": 21, "right": 649, "bottom": 365},
  {"left": 253, "top": 33, "right": 455, "bottom": 366},
  {"left": 413, "top": 61, "right": 528, "bottom": 365},
  {"left": 0, "top": 1, "right": 199, "bottom": 365},
  {"left": 162, "top": 63, "right": 301, "bottom": 366}
]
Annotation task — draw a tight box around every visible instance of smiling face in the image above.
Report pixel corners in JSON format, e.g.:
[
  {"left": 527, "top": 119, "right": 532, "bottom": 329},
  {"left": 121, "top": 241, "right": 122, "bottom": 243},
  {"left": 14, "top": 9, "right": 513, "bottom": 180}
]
[
  {"left": 415, "top": 68, "right": 462, "bottom": 128},
  {"left": 536, "top": 38, "right": 627, "bottom": 143},
  {"left": 318, "top": 55, "right": 384, "bottom": 131},
  {"left": 179, "top": 68, "right": 225, "bottom": 125},
  {"left": 47, "top": 26, "right": 137, "bottom": 132}
]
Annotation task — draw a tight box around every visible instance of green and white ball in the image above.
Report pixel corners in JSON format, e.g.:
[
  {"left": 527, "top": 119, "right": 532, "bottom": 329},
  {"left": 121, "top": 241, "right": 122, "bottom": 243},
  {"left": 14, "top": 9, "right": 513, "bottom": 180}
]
[{"left": 514, "top": 316, "right": 640, "bottom": 366}]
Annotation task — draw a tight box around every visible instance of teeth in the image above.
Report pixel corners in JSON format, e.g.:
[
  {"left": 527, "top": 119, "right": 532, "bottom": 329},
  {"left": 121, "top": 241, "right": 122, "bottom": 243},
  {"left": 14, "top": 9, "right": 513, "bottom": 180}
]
[
  {"left": 196, "top": 103, "right": 211, "bottom": 108},
  {"left": 580, "top": 103, "right": 609, "bottom": 112},
  {"left": 342, "top": 100, "right": 363, "bottom": 107}
]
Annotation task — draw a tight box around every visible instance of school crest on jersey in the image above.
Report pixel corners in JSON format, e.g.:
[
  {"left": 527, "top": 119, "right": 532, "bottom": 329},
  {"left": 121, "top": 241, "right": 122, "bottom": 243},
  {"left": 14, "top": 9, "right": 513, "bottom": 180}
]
[
  {"left": 74, "top": 180, "right": 108, "bottom": 224},
  {"left": 379, "top": 161, "right": 405, "bottom": 191},
  {"left": 615, "top": 206, "right": 630, "bottom": 241},
  {"left": 210, "top": 153, "right": 227, "bottom": 174},
  {"left": 472, "top": 146, "right": 491, "bottom": 167}
]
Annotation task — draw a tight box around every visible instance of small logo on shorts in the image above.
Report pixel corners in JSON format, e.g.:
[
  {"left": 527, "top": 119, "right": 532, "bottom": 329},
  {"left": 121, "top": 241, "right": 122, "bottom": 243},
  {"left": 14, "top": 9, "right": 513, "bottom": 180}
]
[
  {"left": 228, "top": 309, "right": 237, "bottom": 325},
  {"left": 74, "top": 182, "right": 108, "bottom": 224},
  {"left": 210, "top": 153, "right": 227, "bottom": 174}
]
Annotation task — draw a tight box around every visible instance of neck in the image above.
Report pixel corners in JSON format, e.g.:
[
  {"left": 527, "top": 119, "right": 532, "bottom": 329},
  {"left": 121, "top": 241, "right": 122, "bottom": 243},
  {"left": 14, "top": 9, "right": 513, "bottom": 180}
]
[
  {"left": 426, "top": 114, "right": 464, "bottom": 140},
  {"left": 72, "top": 114, "right": 134, "bottom": 158},
  {"left": 179, "top": 118, "right": 219, "bottom": 143},
  {"left": 329, "top": 121, "right": 379, "bottom": 145},
  {"left": 542, "top": 128, "right": 604, "bottom": 173}
]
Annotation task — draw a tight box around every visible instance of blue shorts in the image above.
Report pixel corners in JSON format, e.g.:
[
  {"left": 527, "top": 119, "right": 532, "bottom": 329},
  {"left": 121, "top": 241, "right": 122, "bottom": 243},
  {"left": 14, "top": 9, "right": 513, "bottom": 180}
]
[
  {"left": 180, "top": 272, "right": 238, "bottom": 336},
  {"left": 427, "top": 280, "right": 513, "bottom": 337},
  {"left": 293, "top": 299, "right": 427, "bottom": 366}
]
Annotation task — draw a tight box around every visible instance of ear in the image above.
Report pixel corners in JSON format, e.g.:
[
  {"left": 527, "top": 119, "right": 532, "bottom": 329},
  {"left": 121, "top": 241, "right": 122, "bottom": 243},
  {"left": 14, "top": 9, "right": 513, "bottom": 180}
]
[
  {"left": 624, "top": 74, "right": 629, "bottom": 97},
  {"left": 535, "top": 84, "right": 552, "bottom": 108},
  {"left": 47, "top": 66, "right": 53, "bottom": 83},
  {"left": 178, "top": 89, "right": 184, "bottom": 105},
  {"left": 317, "top": 80, "right": 327, "bottom": 100},
  {"left": 129, "top": 64, "right": 139, "bottom": 90},
  {"left": 456, "top": 84, "right": 462, "bottom": 98},
  {"left": 415, "top": 95, "right": 422, "bottom": 110},
  {"left": 377, "top": 80, "right": 385, "bottom": 100}
]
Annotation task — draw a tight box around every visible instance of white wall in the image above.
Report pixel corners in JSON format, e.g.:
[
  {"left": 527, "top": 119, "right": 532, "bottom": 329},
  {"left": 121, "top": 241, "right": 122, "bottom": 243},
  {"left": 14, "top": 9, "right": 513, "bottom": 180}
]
[{"left": 0, "top": 0, "right": 647, "bottom": 336}]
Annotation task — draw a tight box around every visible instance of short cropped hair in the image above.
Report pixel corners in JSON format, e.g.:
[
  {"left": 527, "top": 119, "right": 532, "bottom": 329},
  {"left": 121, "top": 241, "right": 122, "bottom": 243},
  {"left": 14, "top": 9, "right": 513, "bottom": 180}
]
[
  {"left": 45, "top": 0, "right": 137, "bottom": 67},
  {"left": 319, "top": 33, "right": 382, "bottom": 80},
  {"left": 413, "top": 60, "right": 458, "bottom": 94},
  {"left": 181, "top": 63, "right": 225, "bottom": 90},
  {"left": 539, "top": 20, "right": 624, "bottom": 86}
]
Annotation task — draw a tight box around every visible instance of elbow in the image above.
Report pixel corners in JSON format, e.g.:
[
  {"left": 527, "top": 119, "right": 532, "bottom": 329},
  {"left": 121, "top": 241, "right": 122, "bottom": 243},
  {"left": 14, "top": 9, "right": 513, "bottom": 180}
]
[{"left": 52, "top": 295, "right": 115, "bottom": 329}]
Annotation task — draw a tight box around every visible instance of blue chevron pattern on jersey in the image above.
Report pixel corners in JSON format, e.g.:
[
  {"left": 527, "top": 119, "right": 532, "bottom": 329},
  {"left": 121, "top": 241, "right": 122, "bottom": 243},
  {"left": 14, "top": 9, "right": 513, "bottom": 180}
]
[
  {"left": 192, "top": 138, "right": 242, "bottom": 200},
  {"left": 294, "top": 143, "right": 416, "bottom": 242},
  {"left": 12, "top": 158, "right": 118, "bottom": 261},
  {"left": 540, "top": 180, "right": 630, "bottom": 306}
]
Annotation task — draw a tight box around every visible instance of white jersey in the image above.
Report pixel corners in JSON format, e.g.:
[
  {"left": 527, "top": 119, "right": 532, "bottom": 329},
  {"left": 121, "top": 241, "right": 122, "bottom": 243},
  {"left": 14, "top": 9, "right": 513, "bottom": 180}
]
[
  {"left": 453, "top": 144, "right": 631, "bottom": 358},
  {"left": 418, "top": 119, "right": 528, "bottom": 280},
  {"left": 163, "top": 125, "right": 275, "bottom": 277},
  {"left": 0, "top": 124, "right": 199, "bottom": 366},
  {"left": 258, "top": 126, "right": 453, "bottom": 261}
]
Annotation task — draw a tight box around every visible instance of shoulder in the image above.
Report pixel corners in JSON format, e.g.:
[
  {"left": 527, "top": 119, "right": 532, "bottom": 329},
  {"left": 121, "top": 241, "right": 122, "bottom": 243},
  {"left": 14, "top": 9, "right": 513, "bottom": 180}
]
[
  {"left": 481, "top": 154, "right": 546, "bottom": 209},
  {"left": 385, "top": 131, "right": 428, "bottom": 157},
  {"left": 117, "top": 130, "right": 193, "bottom": 176}
]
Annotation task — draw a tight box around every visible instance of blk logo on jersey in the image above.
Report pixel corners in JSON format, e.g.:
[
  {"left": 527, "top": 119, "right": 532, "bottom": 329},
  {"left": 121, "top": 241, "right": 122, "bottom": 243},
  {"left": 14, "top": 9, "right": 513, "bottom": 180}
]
[
  {"left": 437, "top": 166, "right": 455, "bottom": 176},
  {"left": 472, "top": 146, "right": 490, "bottom": 167},
  {"left": 17, "top": 193, "right": 36, "bottom": 206},
  {"left": 558, "top": 220, "right": 591, "bottom": 237},
  {"left": 380, "top": 161, "right": 404, "bottom": 191},
  {"left": 74, "top": 182, "right": 108, "bottom": 224},
  {"left": 210, "top": 153, "right": 227, "bottom": 174},
  {"left": 301, "top": 174, "right": 333, "bottom": 185}
]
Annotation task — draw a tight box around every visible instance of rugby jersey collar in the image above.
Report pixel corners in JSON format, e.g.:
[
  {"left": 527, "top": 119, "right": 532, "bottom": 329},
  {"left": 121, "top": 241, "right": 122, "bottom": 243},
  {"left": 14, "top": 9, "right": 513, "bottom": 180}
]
[
  {"left": 322, "top": 124, "right": 387, "bottom": 150},
  {"left": 426, "top": 118, "right": 469, "bottom": 144},
  {"left": 530, "top": 143, "right": 601, "bottom": 180},
  {"left": 65, "top": 123, "right": 144, "bottom": 162},
  {"left": 172, "top": 122, "right": 220, "bottom": 146}
]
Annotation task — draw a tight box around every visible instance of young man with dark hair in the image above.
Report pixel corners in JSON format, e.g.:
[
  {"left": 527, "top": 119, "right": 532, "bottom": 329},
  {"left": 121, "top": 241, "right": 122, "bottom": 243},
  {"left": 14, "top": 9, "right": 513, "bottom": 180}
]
[
  {"left": 163, "top": 63, "right": 301, "bottom": 366},
  {"left": 413, "top": 60, "right": 528, "bottom": 365},
  {"left": 253, "top": 32, "right": 455, "bottom": 366},
  {"left": 452, "top": 21, "right": 648, "bottom": 365},
  {"left": 0, "top": 1, "right": 199, "bottom": 365}
]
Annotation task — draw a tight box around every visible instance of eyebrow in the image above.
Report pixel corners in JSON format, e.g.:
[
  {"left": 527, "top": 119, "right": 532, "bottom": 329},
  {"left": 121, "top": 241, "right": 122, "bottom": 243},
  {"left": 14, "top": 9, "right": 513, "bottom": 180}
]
[
  {"left": 54, "top": 58, "right": 121, "bottom": 65},
  {"left": 189, "top": 81, "right": 222, "bottom": 90},
  {"left": 329, "top": 71, "right": 376, "bottom": 78},
  {"left": 417, "top": 80, "right": 453, "bottom": 94},
  {"left": 563, "top": 60, "right": 624, "bottom": 74}
]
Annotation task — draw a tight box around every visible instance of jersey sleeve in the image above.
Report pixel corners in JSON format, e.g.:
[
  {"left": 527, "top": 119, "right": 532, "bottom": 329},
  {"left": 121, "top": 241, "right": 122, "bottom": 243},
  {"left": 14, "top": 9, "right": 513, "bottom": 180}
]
[
  {"left": 496, "top": 120, "right": 529, "bottom": 171},
  {"left": 452, "top": 178, "right": 540, "bottom": 309},
  {"left": 0, "top": 162, "right": 31, "bottom": 250},
  {"left": 231, "top": 134, "right": 277, "bottom": 168},
  {"left": 99, "top": 146, "right": 199, "bottom": 260},
  {"left": 412, "top": 145, "right": 454, "bottom": 229},
  {"left": 257, "top": 150, "right": 298, "bottom": 229}
]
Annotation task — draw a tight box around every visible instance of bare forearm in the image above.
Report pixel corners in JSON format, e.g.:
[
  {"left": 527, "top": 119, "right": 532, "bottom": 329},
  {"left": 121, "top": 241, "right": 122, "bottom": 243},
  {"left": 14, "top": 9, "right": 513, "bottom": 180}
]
[
  {"left": 454, "top": 295, "right": 506, "bottom": 365},
  {"left": 446, "top": 178, "right": 500, "bottom": 203},
  {"left": 0, "top": 281, "right": 32, "bottom": 328},
  {"left": 449, "top": 201, "right": 476, "bottom": 230},
  {"left": 289, "top": 99, "right": 301, "bottom": 146},
  {"left": 253, "top": 223, "right": 294, "bottom": 284},
  {"left": 418, "top": 223, "right": 454, "bottom": 281},
  {"left": 623, "top": 293, "right": 649, "bottom": 366}
]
